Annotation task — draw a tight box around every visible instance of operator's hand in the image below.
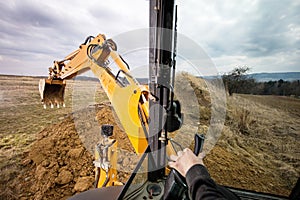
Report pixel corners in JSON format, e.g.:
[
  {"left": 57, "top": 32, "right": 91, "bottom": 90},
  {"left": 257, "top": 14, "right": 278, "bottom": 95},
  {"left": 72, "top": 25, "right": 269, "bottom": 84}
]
[{"left": 168, "top": 148, "right": 205, "bottom": 177}]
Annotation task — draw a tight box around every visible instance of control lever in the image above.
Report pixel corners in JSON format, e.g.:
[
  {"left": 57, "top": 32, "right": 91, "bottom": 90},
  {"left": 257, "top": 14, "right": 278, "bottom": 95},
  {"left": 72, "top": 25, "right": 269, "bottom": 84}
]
[
  {"left": 164, "top": 134, "right": 205, "bottom": 200},
  {"left": 193, "top": 133, "right": 205, "bottom": 156}
]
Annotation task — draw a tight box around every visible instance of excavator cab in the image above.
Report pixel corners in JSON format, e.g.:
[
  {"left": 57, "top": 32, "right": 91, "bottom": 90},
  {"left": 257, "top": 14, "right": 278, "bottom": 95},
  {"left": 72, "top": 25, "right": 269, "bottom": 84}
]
[{"left": 39, "top": 78, "right": 66, "bottom": 109}]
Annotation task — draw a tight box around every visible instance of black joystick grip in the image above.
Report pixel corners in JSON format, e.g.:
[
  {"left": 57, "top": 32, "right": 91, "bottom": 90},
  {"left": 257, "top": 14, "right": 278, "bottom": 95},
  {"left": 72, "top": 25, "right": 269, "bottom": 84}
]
[
  {"left": 101, "top": 124, "right": 114, "bottom": 137},
  {"left": 194, "top": 134, "right": 205, "bottom": 156}
]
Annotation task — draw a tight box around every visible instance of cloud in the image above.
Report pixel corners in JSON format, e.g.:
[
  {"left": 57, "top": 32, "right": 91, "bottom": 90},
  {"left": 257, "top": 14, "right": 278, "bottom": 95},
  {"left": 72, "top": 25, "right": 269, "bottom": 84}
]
[
  {"left": 0, "top": 0, "right": 148, "bottom": 75},
  {"left": 242, "top": 0, "right": 300, "bottom": 57},
  {"left": 177, "top": 0, "right": 300, "bottom": 73},
  {"left": 0, "top": 0, "right": 299, "bottom": 76}
]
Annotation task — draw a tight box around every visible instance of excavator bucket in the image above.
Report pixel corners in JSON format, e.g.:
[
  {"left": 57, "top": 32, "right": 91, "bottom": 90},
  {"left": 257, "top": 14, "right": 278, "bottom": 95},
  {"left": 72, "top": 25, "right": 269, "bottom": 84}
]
[{"left": 39, "top": 79, "right": 66, "bottom": 109}]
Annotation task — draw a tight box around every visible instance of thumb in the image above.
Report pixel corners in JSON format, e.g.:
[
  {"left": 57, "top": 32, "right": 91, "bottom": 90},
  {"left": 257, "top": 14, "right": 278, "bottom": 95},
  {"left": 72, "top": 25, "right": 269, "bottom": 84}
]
[
  {"left": 198, "top": 152, "right": 206, "bottom": 159},
  {"left": 168, "top": 161, "right": 174, "bottom": 168}
]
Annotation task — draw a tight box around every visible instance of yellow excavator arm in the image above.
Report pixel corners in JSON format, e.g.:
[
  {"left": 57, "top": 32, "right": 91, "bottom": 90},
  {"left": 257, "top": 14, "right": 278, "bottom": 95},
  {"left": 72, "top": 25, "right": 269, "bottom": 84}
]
[
  {"left": 39, "top": 34, "right": 149, "bottom": 153},
  {"left": 39, "top": 34, "right": 151, "bottom": 187},
  {"left": 41, "top": 34, "right": 150, "bottom": 153}
]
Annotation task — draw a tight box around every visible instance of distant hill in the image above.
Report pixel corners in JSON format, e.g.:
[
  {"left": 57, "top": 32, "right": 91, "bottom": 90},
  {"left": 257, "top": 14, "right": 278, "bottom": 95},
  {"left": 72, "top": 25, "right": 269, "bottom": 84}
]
[
  {"left": 248, "top": 72, "right": 300, "bottom": 82},
  {"left": 203, "top": 72, "right": 300, "bottom": 82},
  {"left": 0, "top": 74, "right": 100, "bottom": 82},
  {"left": 1, "top": 72, "right": 299, "bottom": 83}
]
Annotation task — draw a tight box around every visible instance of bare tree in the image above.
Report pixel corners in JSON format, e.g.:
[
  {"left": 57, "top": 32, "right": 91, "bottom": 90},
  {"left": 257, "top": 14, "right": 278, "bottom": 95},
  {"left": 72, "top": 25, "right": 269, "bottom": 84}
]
[{"left": 222, "top": 66, "right": 253, "bottom": 96}]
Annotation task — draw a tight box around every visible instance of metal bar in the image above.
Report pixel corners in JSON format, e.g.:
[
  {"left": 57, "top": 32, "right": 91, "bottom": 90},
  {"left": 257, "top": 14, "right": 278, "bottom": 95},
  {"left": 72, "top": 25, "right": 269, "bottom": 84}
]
[{"left": 148, "top": 0, "right": 176, "bottom": 181}]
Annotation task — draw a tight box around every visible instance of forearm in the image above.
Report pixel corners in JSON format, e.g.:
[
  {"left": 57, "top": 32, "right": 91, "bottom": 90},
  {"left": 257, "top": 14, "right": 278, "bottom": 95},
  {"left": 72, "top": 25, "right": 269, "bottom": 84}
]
[{"left": 185, "top": 164, "right": 228, "bottom": 200}]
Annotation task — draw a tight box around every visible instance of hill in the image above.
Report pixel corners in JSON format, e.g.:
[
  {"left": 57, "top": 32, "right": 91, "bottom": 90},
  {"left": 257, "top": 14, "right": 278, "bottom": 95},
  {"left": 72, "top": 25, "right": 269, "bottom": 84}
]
[{"left": 248, "top": 72, "right": 300, "bottom": 82}]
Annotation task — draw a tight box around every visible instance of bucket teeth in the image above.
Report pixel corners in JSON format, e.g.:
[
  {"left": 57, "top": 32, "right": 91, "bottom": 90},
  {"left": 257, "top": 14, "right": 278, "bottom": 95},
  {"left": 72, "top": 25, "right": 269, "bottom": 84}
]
[
  {"left": 41, "top": 101, "right": 65, "bottom": 109},
  {"left": 42, "top": 102, "right": 65, "bottom": 109}
]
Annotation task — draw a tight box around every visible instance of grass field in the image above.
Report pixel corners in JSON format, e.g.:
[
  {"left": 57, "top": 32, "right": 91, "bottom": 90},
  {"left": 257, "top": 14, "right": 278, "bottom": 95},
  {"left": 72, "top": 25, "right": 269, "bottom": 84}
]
[
  {"left": 0, "top": 74, "right": 299, "bottom": 199},
  {"left": 0, "top": 75, "right": 106, "bottom": 198}
]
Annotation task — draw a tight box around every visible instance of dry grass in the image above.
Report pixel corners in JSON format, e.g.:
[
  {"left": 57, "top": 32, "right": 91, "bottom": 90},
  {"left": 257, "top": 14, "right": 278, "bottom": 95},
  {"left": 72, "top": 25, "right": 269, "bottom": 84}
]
[
  {"left": 0, "top": 74, "right": 299, "bottom": 198},
  {"left": 0, "top": 75, "right": 107, "bottom": 199},
  {"left": 212, "top": 94, "right": 300, "bottom": 195}
]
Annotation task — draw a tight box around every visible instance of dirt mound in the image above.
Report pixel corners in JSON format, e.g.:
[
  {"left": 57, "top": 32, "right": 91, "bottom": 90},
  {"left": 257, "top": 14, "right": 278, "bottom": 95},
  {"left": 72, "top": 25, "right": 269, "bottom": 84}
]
[
  {"left": 10, "top": 103, "right": 133, "bottom": 200},
  {"left": 174, "top": 73, "right": 297, "bottom": 196}
]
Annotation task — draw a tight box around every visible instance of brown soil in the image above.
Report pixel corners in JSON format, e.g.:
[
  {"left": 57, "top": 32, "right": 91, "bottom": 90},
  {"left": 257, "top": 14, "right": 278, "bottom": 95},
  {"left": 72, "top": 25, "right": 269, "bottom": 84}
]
[{"left": 6, "top": 103, "right": 134, "bottom": 200}]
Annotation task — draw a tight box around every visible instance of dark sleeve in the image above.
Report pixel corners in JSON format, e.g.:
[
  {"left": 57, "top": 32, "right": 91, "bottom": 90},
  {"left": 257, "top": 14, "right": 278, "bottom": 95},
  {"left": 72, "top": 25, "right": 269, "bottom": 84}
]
[{"left": 185, "top": 164, "right": 240, "bottom": 200}]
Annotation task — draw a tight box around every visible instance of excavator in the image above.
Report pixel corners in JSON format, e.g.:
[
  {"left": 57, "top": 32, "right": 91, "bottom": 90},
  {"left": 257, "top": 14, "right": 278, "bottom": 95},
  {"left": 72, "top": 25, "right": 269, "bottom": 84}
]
[{"left": 38, "top": 0, "right": 299, "bottom": 199}]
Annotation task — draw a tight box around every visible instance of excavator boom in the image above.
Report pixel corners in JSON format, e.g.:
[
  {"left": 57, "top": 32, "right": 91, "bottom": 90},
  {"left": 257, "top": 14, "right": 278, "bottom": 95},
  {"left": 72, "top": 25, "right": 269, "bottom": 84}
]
[{"left": 39, "top": 33, "right": 149, "bottom": 153}]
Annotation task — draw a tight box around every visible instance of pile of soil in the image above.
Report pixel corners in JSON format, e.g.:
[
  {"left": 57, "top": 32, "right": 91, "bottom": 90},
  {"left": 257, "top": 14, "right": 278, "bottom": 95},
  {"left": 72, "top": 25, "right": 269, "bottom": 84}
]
[{"left": 10, "top": 103, "right": 134, "bottom": 200}]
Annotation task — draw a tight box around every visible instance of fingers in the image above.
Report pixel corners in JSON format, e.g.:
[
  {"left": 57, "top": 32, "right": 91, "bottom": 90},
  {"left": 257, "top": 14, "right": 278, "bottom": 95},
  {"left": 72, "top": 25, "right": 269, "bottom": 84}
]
[
  {"left": 168, "top": 148, "right": 206, "bottom": 177},
  {"left": 168, "top": 160, "right": 176, "bottom": 168},
  {"left": 177, "top": 150, "right": 183, "bottom": 157},
  {"left": 170, "top": 154, "right": 178, "bottom": 162},
  {"left": 170, "top": 149, "right": 204, "bottom": 160},
  {"left": 168, "top": 151, "right": 182, "bottom": 169},
  {"left": 198, "top": 152, "right": 206, "bottom": 159},
  {"left": 168, "top": 155, "right": 178, "bottom": 169},
  {"left": 168, "top": 149, "right": 205, "bottom": 165},
  {"left": 170, "top": 148, "right": 191, "bottom": 162}
]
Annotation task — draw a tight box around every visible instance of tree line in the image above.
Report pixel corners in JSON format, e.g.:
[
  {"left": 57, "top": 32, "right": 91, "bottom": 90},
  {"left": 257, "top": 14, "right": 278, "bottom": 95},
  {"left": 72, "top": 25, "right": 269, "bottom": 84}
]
[{"left": 222, "top": 67, "right": 300, "bottom": 97}]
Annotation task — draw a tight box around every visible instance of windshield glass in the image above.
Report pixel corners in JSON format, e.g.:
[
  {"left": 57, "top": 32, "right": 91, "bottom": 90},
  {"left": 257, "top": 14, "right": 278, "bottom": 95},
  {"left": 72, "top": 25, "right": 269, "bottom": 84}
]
[
  {"left": 119, "top": 27, "right": 299, "bottom": 196},
  {"left": 120, "top": 71, "right": 299, "bottom": 198}
]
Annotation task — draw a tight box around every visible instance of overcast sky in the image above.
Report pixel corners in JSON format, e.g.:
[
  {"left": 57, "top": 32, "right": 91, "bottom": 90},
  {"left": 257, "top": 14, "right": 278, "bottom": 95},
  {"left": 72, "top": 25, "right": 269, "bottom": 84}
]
[{"left": 0, "top": 0, "right": 299, "bottom": 76}]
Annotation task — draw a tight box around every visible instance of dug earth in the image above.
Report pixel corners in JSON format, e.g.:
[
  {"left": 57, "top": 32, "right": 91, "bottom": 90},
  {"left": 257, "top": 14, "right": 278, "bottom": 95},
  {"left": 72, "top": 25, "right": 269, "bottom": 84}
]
[{"left": 10, "top": 103, "right": 134, "bottom": 200}]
